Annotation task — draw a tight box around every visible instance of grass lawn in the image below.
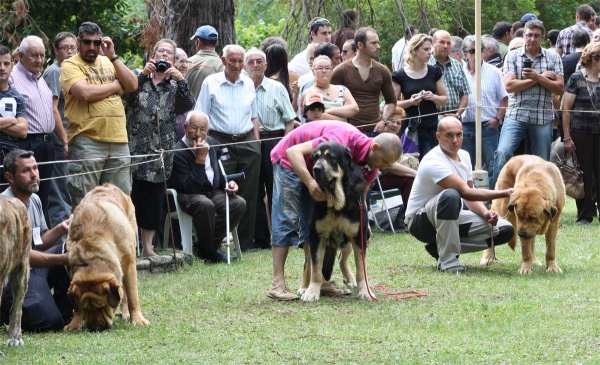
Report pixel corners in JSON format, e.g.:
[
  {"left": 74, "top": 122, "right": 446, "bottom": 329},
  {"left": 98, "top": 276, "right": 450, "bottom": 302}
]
[{"left": 4, "top": 197, "right": 600, "bottom": 364}]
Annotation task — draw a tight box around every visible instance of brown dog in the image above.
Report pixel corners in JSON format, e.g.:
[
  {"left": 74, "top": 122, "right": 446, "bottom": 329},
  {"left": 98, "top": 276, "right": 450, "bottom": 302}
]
[
  {"left": 64, "top": 184, "right": 149, "bottom": 331},
  {"left": 481, "top": 155, "right": 565, "bottom": 274},
  {"left": 0, "top": 197, "right": 31, "bottom": 355}
]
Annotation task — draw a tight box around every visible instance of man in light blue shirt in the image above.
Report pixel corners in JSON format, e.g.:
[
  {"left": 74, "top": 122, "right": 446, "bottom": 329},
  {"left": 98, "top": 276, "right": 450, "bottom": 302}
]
[{"left": 194, "top": 44, "right": 260, "bottom": 251}]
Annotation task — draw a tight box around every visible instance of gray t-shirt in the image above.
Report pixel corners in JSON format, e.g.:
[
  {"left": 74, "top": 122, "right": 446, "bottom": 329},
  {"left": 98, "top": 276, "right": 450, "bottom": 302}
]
[
  {"left": 1, "top": 188, "right": 48, "bottom": 248},
  {"left": 42, "top": 63, "right": 68, "bottom": 128}
]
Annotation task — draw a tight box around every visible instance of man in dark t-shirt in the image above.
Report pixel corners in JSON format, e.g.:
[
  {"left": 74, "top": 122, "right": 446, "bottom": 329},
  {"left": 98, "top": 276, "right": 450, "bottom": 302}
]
[
  {"left": 330, "top": 27, "right": 396, "bottom": 135},
  {"left": 561, "top": 29, "right": 590, "bottom": 84}
]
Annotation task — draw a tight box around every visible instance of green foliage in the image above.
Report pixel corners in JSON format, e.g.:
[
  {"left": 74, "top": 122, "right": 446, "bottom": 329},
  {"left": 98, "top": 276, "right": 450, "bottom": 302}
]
[
  {"left": 235, "top": 18, "right": 285, "bottom": 50},
  {"left": 1, "top": 0, "right": 145, "bottom": 68}
]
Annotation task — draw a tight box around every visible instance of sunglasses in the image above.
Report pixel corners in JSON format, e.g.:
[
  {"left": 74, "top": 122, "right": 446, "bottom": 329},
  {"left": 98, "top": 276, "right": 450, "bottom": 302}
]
[
  {"left": 81, "top": 39, "right": 102, "bottom": 46},
  {"left": 464, "top": 49, "right": 477, "bottom": 54}
]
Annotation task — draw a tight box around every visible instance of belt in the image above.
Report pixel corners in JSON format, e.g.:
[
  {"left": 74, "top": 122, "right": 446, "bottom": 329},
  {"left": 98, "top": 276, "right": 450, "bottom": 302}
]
[
  {"left": 23, "top": 133, "right": 52, "bottom": 142},
  {"left": 355, "top": 125, "right": 374, "bottom": 133},
  {"left": 210, "top": 129, "right": 253, "bottom": 142},
  {"left": 259, "top": 130, "right": 285, "bottom": 137}
]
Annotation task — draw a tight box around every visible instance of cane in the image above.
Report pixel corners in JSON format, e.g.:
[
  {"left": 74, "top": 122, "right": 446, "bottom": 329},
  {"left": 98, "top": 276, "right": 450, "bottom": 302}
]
[{"left": 218, "top": 148, "right": 245, "bottom": 264}]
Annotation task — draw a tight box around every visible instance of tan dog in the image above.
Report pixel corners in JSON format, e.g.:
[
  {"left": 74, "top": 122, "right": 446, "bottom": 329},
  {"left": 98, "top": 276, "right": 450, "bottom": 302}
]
[
  {"left": 64, "top": 184, "right": 149, "bottom": 331},
  {"left": 481, "top": 155, "right": 565, "bottom": 274},
  {"left": 0, "top": 197, "right": 30, "bottom": 355}
]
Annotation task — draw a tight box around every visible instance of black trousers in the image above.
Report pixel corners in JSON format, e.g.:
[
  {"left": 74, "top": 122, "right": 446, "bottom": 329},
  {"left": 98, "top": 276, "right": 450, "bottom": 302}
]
[
  {"left": 254, "top": 137, "right": 281, "bottom": 249},
  {"left": 1, "top": 243, "right": 72, "bottom": 332},
  {"left": 18, "top": 137, "right": 55, "bottom": 228}
]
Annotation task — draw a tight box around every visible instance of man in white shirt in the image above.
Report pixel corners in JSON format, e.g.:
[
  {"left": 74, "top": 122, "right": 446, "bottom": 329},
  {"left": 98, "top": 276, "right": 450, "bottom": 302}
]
[
  {"left": 288, "top": 17, "right": 332, "bottom": 78},
  {"left": 391, "top": 24, "right": 418, "bottom": 71},
  {"left": 194, "top": 44, "right": 260, "bottom": 251},
  {"left": 404, "top": 117, "right": 514, "bottom": 273}
]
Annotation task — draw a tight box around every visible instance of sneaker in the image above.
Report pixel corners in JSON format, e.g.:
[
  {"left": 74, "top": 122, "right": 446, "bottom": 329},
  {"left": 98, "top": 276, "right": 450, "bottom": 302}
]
[
  {"left": 577, "top": 218, "right": 592, "bottom": 225},
  {"left": 267, "top": 284, "right": 300, "bottom": 301},
  {"left": 320, "top": 281, "right": 352, "bottom": 296},
  {"left": 438, "top": 264, "right": 465, "bottom": 273}
]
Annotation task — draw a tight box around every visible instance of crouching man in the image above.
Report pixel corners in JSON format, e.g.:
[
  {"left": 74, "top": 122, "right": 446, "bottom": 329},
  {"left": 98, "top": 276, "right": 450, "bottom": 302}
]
[{"left": 405, "top": 117, "right": 514, "bottom": 273}]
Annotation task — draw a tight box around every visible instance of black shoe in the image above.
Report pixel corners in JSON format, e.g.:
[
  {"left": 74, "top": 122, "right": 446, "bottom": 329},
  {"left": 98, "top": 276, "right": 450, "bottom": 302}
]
[
  {"left": 438, "top": 264, "right": 465, "bottom": 273},
  {"left": 424, "top": 242, "right": 439, "bottom": 260},
  {"left": 577, "top": 218, "right": 592, "bottom": 225},
  {"left": 215, "top": 249, "right": 237, "bottom": 263}
]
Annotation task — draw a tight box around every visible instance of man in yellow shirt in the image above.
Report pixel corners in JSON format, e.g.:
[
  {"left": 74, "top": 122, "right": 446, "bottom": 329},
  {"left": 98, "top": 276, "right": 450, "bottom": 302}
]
[{"left": 60, "top": 21, "right": 138, "bottom": 208}]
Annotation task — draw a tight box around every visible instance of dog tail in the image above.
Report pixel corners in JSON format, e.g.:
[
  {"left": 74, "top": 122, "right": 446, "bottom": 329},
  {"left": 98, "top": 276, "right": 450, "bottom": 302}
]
[{"left": 321, "top": 246, "right": 337, "bottom": 282}]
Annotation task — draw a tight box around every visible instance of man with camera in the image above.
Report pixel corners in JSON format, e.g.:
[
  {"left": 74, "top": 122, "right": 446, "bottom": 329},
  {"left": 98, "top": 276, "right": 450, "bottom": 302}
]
[
  {"left": 122, "top": 38, "right": 196, "bottom": 256},
  {"left": 490, "top": 20, "right": 564, "bottom": 189},
  {"left": 59, "top": 21, "right": 138, "bottom": 207}
]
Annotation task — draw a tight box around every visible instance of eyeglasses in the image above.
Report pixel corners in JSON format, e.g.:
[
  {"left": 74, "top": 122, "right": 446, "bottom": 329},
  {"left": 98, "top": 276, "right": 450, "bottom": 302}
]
[
  {"left": 189, "top": 125, "right": 207, "bottom": 132},
  {"left": 246, "top": 59, "right": 265, "bottom": 65},
  {"left": 314, "top": 67, "right": 332, "bottom": 72},
  {"left": 81, "top": 39, "right": 102, "bottom": 46},
  {"left": 57, "top": 46, "right": 77, "bottom": 52},
  {"left": 312, "top": 18, "right": 331, "bottom": 27},
  {"left": 464, "top": 49, "right": 477, "bottom": 54},
  {"left": 524, "top": 33, "right": 543, "bottom": 40},
  {"left": 156, "top": 48, "right": 174, "bottom": 55}
]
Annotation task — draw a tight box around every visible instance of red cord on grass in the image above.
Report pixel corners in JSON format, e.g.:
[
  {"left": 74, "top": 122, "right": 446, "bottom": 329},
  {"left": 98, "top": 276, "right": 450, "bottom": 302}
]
[{"left": 359, "top": 202, "right": 428, "bottom": 302}]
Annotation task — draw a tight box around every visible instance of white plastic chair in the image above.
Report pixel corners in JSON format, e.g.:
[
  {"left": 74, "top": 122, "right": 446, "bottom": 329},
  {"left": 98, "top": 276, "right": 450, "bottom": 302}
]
[
  {"left": 163, "top": 189, "right": 242, "bottom": 263},
  {"left": 370, "top": 174, "right": 402, "bottom": 234}
]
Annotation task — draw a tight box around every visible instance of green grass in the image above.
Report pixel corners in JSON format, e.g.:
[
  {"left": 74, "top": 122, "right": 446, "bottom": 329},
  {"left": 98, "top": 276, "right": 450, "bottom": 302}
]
[{"left": 4, "top": 197, "right": 600, "bottom": 364}]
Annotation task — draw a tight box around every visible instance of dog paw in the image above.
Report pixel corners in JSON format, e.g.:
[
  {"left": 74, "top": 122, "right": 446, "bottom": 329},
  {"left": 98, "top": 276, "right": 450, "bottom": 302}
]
[
  {"left": 131, "top": 314, "right": 150, "bottom": 326},
  {"left": 480, "top": 257, "right": 498, "bottom": 266},
  {"left": 6, "top": 338, "right": 24, "bottom": 347},
  {"left": 357, "top": 290, "right": 374, "bottom": 301},
  {"left": 301, "top": 287, "right": 321, "bottom": 302},
  {"left": 518, "top": 267, "right": 533, "bottom": 275},
  {"left": 342, "top": 276, "right": 357, "bottom": 288},
  {"left": 64, "top": 319, "right": 83, "bottom": 331},
  {"left": 546, "top": 265, "right": 563, "bottom": 273},
  {"left": 297, "top": 287, "right": 307, "bottom": 295}
]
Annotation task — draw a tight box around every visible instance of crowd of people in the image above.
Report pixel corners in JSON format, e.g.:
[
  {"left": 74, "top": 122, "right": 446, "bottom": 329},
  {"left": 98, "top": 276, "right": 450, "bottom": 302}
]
[{"left": 0, "top": 3, "right": 598, "bottom": 317}]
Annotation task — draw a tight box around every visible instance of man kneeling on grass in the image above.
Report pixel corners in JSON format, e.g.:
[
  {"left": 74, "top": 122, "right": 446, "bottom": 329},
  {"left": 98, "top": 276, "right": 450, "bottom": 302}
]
[{"left": 404, "top": 117, "right": 514, "bottom": 273}]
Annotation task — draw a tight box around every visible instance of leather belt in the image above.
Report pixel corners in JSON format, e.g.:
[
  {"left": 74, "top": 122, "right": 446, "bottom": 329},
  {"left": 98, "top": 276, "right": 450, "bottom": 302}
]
[
  {"left": 210, "top": 129, "right": 253, "bottom": 142},
  {"left": 259, "top": 130, "right": 285, "bottom": 137},
  {"left": 355, "top": 124, "right": 374, "bottom": 133},
  {"left": 23, "top": 133, "right": 52, "bottom": 142}
]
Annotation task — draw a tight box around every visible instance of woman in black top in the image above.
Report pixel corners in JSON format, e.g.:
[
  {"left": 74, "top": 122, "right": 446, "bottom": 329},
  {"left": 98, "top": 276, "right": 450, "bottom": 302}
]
[{"left": 392, "top": 34, "right": 447, "bottom": 159}]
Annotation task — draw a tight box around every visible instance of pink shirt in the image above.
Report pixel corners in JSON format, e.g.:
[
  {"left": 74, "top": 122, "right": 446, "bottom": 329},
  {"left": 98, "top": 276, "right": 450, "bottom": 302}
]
[
  {"left": 270, "top": 120, "right": 378, "bottom": 184},
  {"left": 9, "top": 62, "right": 55, "bottom": 134}
]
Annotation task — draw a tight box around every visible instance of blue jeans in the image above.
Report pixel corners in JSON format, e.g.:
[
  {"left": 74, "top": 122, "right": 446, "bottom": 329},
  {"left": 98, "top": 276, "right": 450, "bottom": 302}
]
[
  {"left": 270, "top": 164, "right": 312, "bottom": 247},
  {"left": 48, "top": 132, "right": 72, "bottom": 228},
  {"left": 417, "top": 128, "right": 438, "bottom": 159},
  {"left": 490, "top": 117, "right": 553, "bottom": 189},
  {"left": 461, "top": 122, "right": 499, "bottom": 179}
]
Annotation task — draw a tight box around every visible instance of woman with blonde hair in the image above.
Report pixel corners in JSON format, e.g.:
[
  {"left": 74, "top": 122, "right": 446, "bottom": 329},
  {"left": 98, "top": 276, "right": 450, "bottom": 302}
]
[
  {"left": 563, "top": 41, "right": 600, "bottom": 224},
  {"left": 392, "top": 34, "right": 447, "bottom": 158}
]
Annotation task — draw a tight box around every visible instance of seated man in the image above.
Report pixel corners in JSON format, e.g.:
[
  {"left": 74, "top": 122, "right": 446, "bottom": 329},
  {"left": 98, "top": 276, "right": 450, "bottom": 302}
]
[
  {"left": 0, "top": 149, "right": 71, "bottom": 331},
  {"left": 168, "top": 111, "right": 246, "bottom": 263},
  {"left": 404, "top": 117, "right": 514, "bottom": 273}
]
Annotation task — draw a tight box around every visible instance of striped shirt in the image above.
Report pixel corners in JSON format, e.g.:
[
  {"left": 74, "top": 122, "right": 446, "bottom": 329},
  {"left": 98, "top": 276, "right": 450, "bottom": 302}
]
[
  {"left": 462, "top": 62, "right": 508, "bottom": 122},
  {"left": 255, "top": 77, "right": 296, "bottom": 131},
  {"left": 503, "top": 46, "right": 564, "bottom": 125},
  {"left": 556, "top": 22, "right": 593, "bottom": 56},
  {"left": 9, "top": 62, "right": 55, "bottom": 134},
  {"left": 428, "top": 56, "right": 470, "bottom": 113},
  {"left": 270, "top": 120, "right": 378, "bottom": 184},
  {"left": 194, "top": 71, "right": 257, "bottom": 135}
]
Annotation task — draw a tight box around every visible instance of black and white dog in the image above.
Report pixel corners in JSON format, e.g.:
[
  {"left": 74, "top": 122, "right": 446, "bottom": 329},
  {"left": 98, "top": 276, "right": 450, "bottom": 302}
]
[{"left": 300, "top": 141, "right": 372, "bottom": 302}]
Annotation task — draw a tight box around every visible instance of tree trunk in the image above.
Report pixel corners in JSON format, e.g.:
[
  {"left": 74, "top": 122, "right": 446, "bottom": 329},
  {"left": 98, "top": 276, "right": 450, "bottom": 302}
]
[{"left": 148, "top": 0, "right": 235, "bottom": 57}]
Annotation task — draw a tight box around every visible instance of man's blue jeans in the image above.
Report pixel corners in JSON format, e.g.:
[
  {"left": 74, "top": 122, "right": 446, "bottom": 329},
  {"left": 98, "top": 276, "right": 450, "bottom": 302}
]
[
  {"left": 490, "top": 117, "right": 553, "bottom": 189},
  {"left": 461, "top": 122, "right": 499, "bottom": 181}
]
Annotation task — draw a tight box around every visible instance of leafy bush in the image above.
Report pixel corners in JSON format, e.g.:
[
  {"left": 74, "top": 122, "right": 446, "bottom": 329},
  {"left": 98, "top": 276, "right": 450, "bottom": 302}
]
[{"left": 235, "top": 18, "right": 285, "bottom": 50}]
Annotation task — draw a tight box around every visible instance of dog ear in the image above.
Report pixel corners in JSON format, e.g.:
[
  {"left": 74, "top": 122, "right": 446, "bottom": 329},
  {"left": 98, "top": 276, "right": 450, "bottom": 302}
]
[
  {"left": 67, "top": 283, "right": 80, "bottom": 312},
  {"left": 544, "top": 204, "right": 558, "bottom": 222},
  {"left": 106, "top": 279, "right": 122, "bottom": 309},
  {"left": 344, "top": 147, "right": 353, "bottom": 168}
]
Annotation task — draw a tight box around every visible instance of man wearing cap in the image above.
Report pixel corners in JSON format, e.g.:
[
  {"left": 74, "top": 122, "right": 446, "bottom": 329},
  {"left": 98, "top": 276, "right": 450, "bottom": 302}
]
[
  {"left": 520, "top": 13, "right": 539, "bottom": 28},
  {"left": 244, "top": 48, "right": 296, "bottom": 249},
  {"left": 186, "top": 25, "right": 224, "bottom": 100},
  {"left": 288, "top": 17, "right": 332, "bottom": 79},
  {"left": 555, "top": 5, "right": 596, "bottom": 56},
  {"left": 194, "top": 44, "right": 260, "bottom": 251}
]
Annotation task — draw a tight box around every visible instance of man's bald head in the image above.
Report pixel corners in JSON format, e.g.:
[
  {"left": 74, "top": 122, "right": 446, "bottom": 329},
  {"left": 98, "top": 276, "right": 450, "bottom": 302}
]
[
  {"left": 186, "top": 110, "right": 209, "bottom": 126},
  {"left": 432, "top": 30, "right": 451, "bottom": 43},
  {"left": 437, "top": 116, "right": 462, "bottom": 133},
  {"left": 373, "top": 132, "right": 402, "bottom": 160}
]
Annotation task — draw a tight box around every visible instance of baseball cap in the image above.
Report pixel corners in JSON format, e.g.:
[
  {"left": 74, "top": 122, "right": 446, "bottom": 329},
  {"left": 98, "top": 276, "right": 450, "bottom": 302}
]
[
  {"left": 302, "top": 93, "right": 325, "bottom": 110},
  {"left": 190, "top": 25, "right": 219, "bottom": 41},
  {"left": 520, "top": 13, "right": 538, "bottom": 24}
]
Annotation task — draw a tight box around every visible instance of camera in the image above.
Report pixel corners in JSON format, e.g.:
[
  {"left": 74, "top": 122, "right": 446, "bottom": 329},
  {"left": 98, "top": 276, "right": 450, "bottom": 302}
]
[
  {"left": 153, "top": 59, "right": 171, "bottom": 73},
  {"left": 417, "top": 90, "right": 425, "bottom": 98},
  {"left": 522, "top": 59, "right": 532, "bottom": 69}
]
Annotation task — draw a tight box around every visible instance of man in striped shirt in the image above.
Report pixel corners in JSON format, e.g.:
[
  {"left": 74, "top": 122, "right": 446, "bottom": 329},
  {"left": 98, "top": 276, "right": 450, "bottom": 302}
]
[
  {"left": 194, "top": 44, "right": 260, "bottom": 251},
  {"left": 555, "top": 5, "right": 596, "bottom": 56},
  {"left": 244, "top": 48, "right": 296, "bottom": 249},
  {"left": 10, "top": 36, "right": 66, "bottom": 226}
]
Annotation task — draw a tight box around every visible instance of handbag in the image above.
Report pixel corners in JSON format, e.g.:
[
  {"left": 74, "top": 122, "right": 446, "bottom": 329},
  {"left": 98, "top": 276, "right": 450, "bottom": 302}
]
[{"left": 555, "top": 150, "right": 584, "bottom": 199}]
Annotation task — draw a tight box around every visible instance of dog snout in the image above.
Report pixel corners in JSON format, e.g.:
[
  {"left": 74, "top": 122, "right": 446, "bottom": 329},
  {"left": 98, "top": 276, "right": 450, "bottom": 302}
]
[
  {"left": 87, "top": 324, "right": 110, "bottom": 332},
  {"left": 517, "top": 231, "right": 534, "bottom": 239},
  {"left": 313, "top": 165, "right": 324, "bottom": 179}
]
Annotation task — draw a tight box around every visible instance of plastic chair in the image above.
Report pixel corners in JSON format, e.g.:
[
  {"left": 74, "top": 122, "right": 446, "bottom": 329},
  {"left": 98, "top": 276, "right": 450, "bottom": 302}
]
[
  {"left": 163, "top": 189, "right": 242, "bottom": 263},
  {"left": 369, "top": 174, "right": 402, "bottom": 234}
]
